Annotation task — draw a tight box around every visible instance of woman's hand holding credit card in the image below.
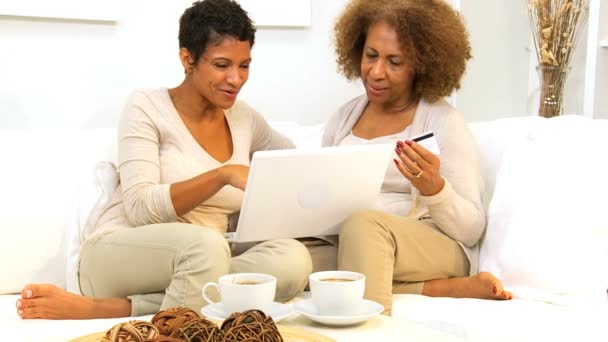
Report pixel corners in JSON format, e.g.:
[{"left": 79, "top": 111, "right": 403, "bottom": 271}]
[{"left": 394, "top": 131, "right": 445, "bottom": 196}]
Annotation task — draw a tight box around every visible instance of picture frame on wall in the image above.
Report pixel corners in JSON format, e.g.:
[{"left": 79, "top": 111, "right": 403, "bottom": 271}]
[
  {"left": 236, "top": 0, "right": 311, "bottom": 28},
  {"left": 0, "top": 0, "right": 121, "bottom": 22}
]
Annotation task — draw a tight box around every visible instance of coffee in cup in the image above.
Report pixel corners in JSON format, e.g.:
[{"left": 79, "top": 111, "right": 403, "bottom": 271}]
[
  {"left": 319, "top": 278, "right": 354, "bottom": 282},
  {"left": 309, "top": 270, "right": 365, "bottom": 316},
  {"left": 235, "top": 281, "right": 261, "bottom": 285},
  {"left": 202, "top": 273, "right": 276, "bottom": 314}
]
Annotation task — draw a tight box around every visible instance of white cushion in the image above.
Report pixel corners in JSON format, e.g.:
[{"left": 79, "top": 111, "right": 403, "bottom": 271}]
[
  {"left": 64, "top": 129, "right": 117, "bottom": 294},
  {"left": 65, "top": 161, "right": 118, "bottom": 294},
  {"left": 0, "top": 129, "right": 77, "bottom": 293},
  {"left": 469, "top": 116, "right": 545, "bottom": 207},
  {"left": 0, "top": 128, "right": 117, "bottom": 294},
  {"left": 479, "top": 115, "right": 608, "bottom": 304}
]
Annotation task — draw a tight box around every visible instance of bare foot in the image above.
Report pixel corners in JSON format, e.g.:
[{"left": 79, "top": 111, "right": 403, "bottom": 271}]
[
  {"left": 421, "top": 272, "right": 513, "bottom": 300},
  {"left": 16, "top": 284, "right": 131, "bottom": 319}
]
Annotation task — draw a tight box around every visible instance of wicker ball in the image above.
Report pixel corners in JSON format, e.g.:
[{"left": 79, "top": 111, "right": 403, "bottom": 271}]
[
  {"left": 220, "top": 310, "right": 283, "bottom": 342},
  {"left": 144, "top": 336, "right": 182, "bottom": 342},
  {"left": 101, "top": 320, "right": 160, "bottom": 342},
  {"left": 151, "top": 307, "right": 201, "bottom": 336},
  {"left": 174, "top": 318, "right": 224, "bottom": 342}
]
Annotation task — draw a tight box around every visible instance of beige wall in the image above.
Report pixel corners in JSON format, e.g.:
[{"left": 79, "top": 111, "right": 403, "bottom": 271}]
[{"left": 457, "top": 0, "right": 531, "bottom": 122}]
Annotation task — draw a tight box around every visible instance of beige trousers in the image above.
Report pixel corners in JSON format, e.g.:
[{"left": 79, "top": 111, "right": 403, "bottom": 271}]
[
  {"left": 307, "top": 210, "right": 469, "bottom": 312},
  {"left": 78, "top": 223, "right": 312, "bottom": 316}
]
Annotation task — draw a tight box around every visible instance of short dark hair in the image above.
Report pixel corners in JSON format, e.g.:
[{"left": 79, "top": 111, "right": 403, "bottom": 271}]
[
  {"left": 334, "top": 0, "right": 472, "bottom": 102},
  {"left": 178, "top": 0, "right": 256, "bottom": 65}
]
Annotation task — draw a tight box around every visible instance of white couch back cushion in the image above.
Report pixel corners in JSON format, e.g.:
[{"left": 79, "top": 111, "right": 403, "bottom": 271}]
[
  {"left": 468, "top": 117, "right": 545, "bottom": 207},
  {"left": 0, "top": 129, "right": 75, "bottom": 293},
  {"left": 479, "top": 115, "right": 608, "bottom": 304},
  {"left": 0, "top": 128, "right": 116, "bottom": 294}
]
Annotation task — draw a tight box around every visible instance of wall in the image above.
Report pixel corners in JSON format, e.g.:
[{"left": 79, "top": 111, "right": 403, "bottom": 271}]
[
  {"left": 595, "top": 1, "right": 608, "bottom": 119},
  {"left": 457, "top": 0, "right": 603, "bottom": 120},
  {"left": 0, "top": 0, "right": 361, "bottom": 128},
  {"left": 238, "top": 0, "right": 363, "bottom": 124},
  {"left": 0, "top": 1, "right": 604, "bottom": 128},
  {"left": 458, "top": 0, "right": 531, "bottom": 122}
]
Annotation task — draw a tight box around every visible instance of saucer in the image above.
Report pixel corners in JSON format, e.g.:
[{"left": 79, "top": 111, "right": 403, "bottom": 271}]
[
  {"left": 201, "top": 302, "right": 293, "bottom": 323},
  {"left": 293, "top": 299, "right": 384, "bottom": 326}
]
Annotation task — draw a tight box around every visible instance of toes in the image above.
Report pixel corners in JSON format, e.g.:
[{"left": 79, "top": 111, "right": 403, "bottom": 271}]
[
  {"left": 22, "top": 283, "right": 58, "bottom": 299},
  {"left": 476, "top": 272, "right": 504, "bottom": 298},
  {"left": 21, "top": 284, "right": 34, "bottom": 299},
  {"left": 16, "top": 298, "right": 49, "bottom": 319},
  {"left": 18, "top": 297, "right": 44, "bottom": 309},
  {"left": 476, "top": 272, "right": 512, "bottom": 300},
  {"left": 19, "top": 306, "right": 43, "bottom": 319}
]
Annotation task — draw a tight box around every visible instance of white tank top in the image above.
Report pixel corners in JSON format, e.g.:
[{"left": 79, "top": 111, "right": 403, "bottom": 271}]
[{"left": 338, "top": 127, "right": 413, "bottom": 216}]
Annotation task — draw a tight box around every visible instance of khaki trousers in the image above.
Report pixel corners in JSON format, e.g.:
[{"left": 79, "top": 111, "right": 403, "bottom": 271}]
[
  {"left": 78, "top": 223, "right": 312, "bottom": 316},
  {"left": 307, "top": 210, "right": 469, "bottom": 312}
]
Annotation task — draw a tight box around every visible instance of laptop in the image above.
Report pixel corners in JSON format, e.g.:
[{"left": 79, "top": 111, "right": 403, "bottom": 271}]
[{"left": 225, "top": 144, "right": 393, "bottom": 243}]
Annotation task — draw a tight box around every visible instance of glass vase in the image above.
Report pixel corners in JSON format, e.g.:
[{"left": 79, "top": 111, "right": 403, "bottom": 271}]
[{"left": 536, "top": 65, "right": 569, "bottom": 118}]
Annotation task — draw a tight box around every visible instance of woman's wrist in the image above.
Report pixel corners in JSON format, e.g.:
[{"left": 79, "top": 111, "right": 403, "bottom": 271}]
[
  {"left": 217, "top": 165, "right": 232, "bottom": 187},
  {"left": 419, "top": 177, "right": 445, "bottom": 196}
]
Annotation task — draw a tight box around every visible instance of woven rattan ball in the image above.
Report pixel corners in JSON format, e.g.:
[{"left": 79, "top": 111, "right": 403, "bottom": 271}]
[
  {"left": 144, "top": 336, "right": 182, "bottom": 342},
  {"left": 220, "top": 310, "right": 283, "bottom": 342},
  {"left": 151, "top": 307, "right": 201, "bottom": 336},
  {"left": 101, "top": 320, "right": 160, "bottom": 342},
  {"left": 174, "top": 318, "right": 224, "bottom": 342}
]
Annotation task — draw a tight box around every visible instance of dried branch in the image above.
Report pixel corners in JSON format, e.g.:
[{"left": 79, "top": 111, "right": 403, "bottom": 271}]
[{"left": 527, "top": 0, "right": 590, "bottom": 67}]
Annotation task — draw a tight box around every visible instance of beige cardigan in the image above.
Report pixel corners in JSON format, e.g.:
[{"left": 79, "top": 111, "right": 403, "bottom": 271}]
[
  {"left": 322, "top": 95, "right": 485, "bottom": 274},
  {"left": 92, "top": 88, "right": 294, "bottom": 240}
]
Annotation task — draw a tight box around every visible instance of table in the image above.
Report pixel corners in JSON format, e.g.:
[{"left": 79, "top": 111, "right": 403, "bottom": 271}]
[{"left": 281, "top": 313, "right": 468, "bottom": 341}]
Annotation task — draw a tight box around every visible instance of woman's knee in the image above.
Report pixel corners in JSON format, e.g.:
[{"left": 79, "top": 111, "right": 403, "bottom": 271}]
[
  {"left": 270, "top": 239, "right": 312, "bottom": 301},
  {"left": 176, "top": 225, "right": 230, "bottom": 265},
  {"left": 275, "top": 239, "right": 313, "bottom": 278},
  {"left": 340, "top": 209, "right": 388, "bottom": 240}
]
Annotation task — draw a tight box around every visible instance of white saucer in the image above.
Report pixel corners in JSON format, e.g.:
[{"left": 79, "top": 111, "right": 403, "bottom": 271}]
[
  {"left": 293, "top": 299, "right": 384, "bottom": 326},
  {"left": 201, "top": 302, "right": 293, "bottom": 323}
]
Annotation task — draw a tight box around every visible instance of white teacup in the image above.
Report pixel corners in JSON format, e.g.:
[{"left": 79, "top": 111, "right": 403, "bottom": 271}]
[
  {"left": 309, "top": 270, "right": 365, "bottom": 316},
  {"left": 202, "top": 273, "right": 276, "bottom": 315}
]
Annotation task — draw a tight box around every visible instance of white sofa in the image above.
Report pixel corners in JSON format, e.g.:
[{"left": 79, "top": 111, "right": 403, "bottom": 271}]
[{"left": 1, "top": 116, "right": 607, "bottom": 341}]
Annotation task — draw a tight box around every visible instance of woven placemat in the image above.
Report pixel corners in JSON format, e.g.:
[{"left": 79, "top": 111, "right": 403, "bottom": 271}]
[{"left": 69, "top": 324, "right": 335, "bottom": 342}]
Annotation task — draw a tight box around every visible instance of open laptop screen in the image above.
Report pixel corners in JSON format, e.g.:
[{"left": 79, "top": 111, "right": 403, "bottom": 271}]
[{"left": 227, "top": 144, "right": 393, "bottom": 243}]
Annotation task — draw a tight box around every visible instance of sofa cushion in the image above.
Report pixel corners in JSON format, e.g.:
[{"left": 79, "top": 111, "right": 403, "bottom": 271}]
[
  {"left": 64, "top": 129, "right": 117, "bottom": 294},
  {"left": 468, "top": 116, "right": 545, "bottom": 207},
  {"left": 0, "top": 129, "right": 76, "bottom": 293},
  {"left": 0, "top": 128, "right": 116, "bottom": 294},
  {"left": 479, "top": 115, "right": 608, "bottom": 304}
]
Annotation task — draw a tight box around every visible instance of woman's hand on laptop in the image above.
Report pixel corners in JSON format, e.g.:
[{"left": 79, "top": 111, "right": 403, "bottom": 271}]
[{"left": 220, "top": 165, "right": 249, "bottom": 190}]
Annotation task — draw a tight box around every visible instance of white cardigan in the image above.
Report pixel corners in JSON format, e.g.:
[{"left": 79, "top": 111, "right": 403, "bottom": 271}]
[{"left": 322, "top": 95, "right": 485, "bottom": 274}]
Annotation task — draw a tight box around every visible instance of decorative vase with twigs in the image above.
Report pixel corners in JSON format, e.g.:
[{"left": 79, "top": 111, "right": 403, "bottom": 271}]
[{"left": 526, "top": 0, "right": 589, "bottom": 117}]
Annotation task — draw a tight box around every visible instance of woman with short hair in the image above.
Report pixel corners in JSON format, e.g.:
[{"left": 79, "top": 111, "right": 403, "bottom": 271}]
[{"left": 16, "top": 0, "right": 312, "bottom": 319}]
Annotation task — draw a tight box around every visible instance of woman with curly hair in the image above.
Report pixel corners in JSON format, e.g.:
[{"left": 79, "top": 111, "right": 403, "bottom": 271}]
[
  {"left": 320, "top": 0, "right": 512, "bottom": 312},
  {"left": 16, "top": 0, "right": 312, "bottom": 319}
]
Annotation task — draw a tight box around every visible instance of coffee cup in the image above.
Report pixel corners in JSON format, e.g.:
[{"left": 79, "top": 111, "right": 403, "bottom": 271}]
[
  {"left": 309, "top": 270, "right": 365, "bottom": 316},
  {"left": 202, "top": 273, "right": 276, "bottom": 314}
]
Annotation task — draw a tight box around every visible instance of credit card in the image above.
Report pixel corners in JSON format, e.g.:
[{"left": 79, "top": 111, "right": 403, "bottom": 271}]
[{"left": 410, "top": 131, "right": 440, "bottom": 155}]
